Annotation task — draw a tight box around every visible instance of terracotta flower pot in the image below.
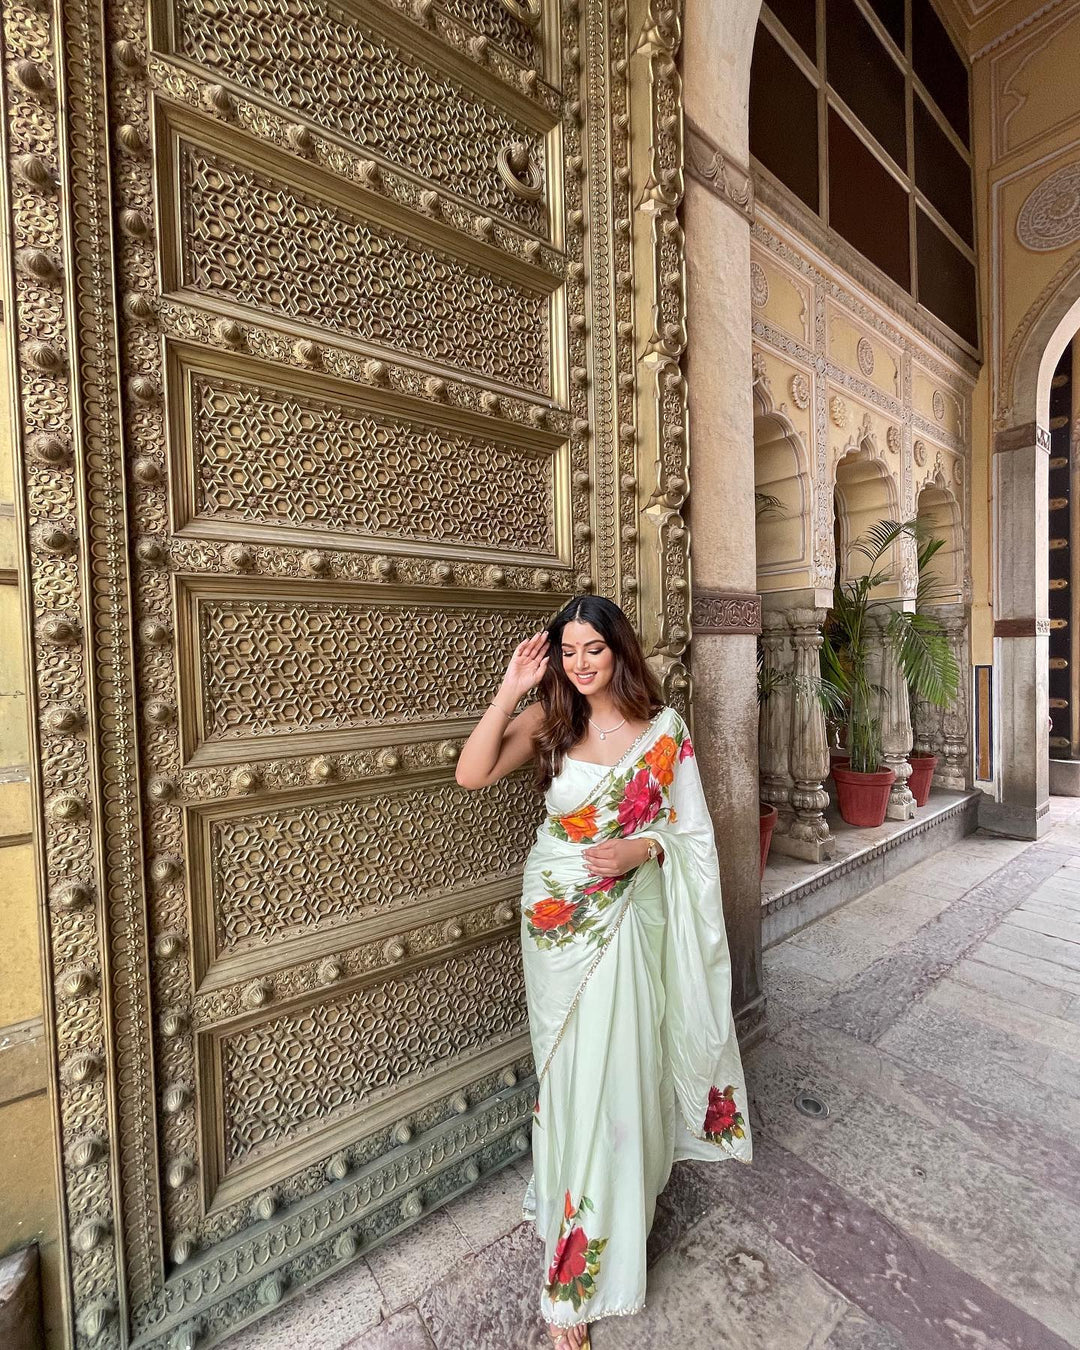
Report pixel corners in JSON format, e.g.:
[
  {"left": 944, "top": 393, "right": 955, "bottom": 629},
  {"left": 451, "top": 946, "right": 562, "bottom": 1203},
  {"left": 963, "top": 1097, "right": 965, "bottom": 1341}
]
[
  {"left": 759, "top": 802, "right": 778, "bottom": 877},
  {"left": 907, "top": 754, "right": 938, "bottom": 808},
  {"left": 832, "top": 764, "right": 896, "bottom": 827}
]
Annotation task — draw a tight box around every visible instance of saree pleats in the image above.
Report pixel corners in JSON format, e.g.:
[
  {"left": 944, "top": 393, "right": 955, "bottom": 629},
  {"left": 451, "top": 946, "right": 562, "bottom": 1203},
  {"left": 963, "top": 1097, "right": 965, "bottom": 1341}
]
[{"left": 519, "top": 708, "right": 752, "bottom": 1328}]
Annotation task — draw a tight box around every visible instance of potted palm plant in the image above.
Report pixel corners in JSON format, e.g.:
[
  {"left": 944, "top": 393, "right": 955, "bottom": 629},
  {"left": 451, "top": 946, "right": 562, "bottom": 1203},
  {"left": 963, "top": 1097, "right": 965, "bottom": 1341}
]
[{"left": 822, "top": 520, "right": 958, "bottom": 827}]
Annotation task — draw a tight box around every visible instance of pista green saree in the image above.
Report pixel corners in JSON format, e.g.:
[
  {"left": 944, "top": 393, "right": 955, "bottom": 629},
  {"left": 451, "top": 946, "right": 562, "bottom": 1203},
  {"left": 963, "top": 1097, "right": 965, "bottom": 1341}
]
[{"left": 520, "top": 706, "right": 752, "bottom": 1329}]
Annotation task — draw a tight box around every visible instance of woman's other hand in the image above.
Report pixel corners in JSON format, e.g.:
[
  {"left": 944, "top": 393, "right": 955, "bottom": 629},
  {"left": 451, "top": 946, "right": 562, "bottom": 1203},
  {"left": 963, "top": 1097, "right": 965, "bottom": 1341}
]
[{"left": 582, "top": 837, "right": 655, "bottom": 878}]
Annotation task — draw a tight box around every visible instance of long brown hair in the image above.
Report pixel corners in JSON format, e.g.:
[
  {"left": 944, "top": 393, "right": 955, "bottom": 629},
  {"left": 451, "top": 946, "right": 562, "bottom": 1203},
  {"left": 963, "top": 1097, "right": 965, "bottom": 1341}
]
[{"left": 534, "top": 595, "right": 663, "bottom": 792}]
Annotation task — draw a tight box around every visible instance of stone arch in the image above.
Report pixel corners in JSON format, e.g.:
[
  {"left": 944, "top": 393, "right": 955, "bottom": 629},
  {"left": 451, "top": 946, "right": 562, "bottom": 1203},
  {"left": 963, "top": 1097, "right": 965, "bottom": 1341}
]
[
  {"left": 916, "top": 477, "right": 964, "bottom": 605},
  {"left": 753, "top": 375, "right": 813, "bottom": 591},
  {"left": 833, "top": 441, "right": 901, "bottom": 590}
]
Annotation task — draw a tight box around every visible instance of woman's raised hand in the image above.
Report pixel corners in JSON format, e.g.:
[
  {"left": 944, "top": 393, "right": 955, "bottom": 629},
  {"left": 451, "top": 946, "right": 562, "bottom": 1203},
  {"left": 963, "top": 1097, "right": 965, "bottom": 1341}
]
[{"left": 499, "top": 631, "right": 550, "bottom": 704}]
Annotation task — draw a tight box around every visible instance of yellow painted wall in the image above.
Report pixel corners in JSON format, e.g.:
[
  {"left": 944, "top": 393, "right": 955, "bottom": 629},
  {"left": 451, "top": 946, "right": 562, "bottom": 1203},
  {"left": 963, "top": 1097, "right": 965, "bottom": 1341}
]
[
  {"left": 0, "top": 315, "right": 63, "bottom": 1345},
  {"left": 969, "top": 0, "right": 1080, "bottom": 665}
]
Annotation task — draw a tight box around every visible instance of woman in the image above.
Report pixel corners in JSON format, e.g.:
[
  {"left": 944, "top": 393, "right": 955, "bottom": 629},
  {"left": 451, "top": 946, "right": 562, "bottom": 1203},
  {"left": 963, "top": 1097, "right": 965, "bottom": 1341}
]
[{"left": 456, "top": 596, "right": 751, "bottom": 1349}]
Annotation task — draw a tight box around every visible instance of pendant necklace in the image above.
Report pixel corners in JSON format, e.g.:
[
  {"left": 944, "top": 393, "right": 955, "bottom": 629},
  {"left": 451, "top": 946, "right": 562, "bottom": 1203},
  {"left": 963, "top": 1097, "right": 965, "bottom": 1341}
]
[{"left": 589, "top": 715, "right": 626, "bottom": 742}]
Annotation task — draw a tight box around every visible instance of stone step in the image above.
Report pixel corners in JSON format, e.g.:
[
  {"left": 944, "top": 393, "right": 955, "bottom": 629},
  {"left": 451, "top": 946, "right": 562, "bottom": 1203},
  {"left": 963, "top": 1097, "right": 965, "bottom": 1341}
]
[{"left": 762, "top": 789, "right": 981, "bottom": 948}]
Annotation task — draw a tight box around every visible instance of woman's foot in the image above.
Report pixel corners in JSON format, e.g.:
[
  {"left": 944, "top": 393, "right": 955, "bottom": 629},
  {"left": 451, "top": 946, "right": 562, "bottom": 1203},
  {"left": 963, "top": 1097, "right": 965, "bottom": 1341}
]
[{"left": 546, "top": 1323, "right": 589, "bottom": 1350}]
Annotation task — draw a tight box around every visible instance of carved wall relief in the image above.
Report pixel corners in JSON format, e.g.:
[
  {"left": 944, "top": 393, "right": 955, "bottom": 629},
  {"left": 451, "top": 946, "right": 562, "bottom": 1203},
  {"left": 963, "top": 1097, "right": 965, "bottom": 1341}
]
[{"left": 0, "top": 0, "right": 691, "bottom": 1343}]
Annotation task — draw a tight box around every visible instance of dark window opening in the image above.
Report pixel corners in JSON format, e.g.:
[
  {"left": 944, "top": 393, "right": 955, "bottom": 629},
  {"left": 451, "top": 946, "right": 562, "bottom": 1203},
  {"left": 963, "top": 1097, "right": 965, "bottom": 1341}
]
[
  {"left": 827, "top": 0, "right": 907, "bottom": 167},
  {"left": 750, "top": 24, "right": 820, "bottom": 213},
  {"left": 829, "top": 109, "right": 911, "bottom": 289},
  {"left": 916, "top": 207, "right": 977, "bottom": 347}
]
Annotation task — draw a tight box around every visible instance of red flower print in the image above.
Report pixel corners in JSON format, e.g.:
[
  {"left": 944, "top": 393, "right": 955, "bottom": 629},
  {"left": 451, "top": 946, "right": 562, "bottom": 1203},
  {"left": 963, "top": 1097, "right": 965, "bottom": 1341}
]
[
  {"left": 547, "top": 1224, "right": 589, "bottom": 1286},
  {"left": 559, "top": 804, "right": 599, "bottom": 843},
  {"left": 617, "top": 767, "right": 663, "bottom": 834},
  {"left": 583, "top": 874, "right": 618, "bottom": 896},
  {"left": 679, "top": 737, "right": 695, "bottom": 761},
  {"left": 704, "top": 1085, "right": 738, "bottom": 1135},
  {"left": 645, "top": 734, "right": 679, "bottom": 787},
  {"left": 529, "top": 897, "right": 578, "bottom": 931},
  {"left": 546, "top": 1193, "right": 608, "bottom": 1310}
]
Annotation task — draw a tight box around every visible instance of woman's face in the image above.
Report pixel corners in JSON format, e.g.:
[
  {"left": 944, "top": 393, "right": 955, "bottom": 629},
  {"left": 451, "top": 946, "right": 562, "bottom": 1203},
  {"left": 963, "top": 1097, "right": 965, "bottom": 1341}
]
[{"left": 559, "top": 620, "right": 615, "bottom": 697}]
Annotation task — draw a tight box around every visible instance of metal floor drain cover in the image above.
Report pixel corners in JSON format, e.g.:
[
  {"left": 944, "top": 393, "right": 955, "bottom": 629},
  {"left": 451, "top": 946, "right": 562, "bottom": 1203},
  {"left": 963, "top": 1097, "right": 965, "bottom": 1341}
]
[{"left": 794, "top": 1091, "right": 830, "bottom": 1118}]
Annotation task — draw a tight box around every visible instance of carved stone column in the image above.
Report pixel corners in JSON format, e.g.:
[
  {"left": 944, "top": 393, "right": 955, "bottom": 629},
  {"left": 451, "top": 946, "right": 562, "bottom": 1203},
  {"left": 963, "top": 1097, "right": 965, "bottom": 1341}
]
[
  {"left": 911, "top": 688, "right": 941, "bottom": 760},
  {"left": 938, "top": 606, "right": 971, "bottom": 790},
  {"left": 758, "top": 610, "right": 794, "bottom": 836},
  {"left": 868, "top": 608, "right": 916, "bottom": 819},
  {"left": 786, "top": 608, "right": 834, "bottom": 859}
]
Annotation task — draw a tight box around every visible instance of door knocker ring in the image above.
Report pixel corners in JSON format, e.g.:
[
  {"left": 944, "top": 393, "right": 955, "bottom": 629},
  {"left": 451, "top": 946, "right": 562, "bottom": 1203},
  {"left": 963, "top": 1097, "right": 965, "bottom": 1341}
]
[{"left": 497, "top": 142, "right": 544, "bottom": 202}]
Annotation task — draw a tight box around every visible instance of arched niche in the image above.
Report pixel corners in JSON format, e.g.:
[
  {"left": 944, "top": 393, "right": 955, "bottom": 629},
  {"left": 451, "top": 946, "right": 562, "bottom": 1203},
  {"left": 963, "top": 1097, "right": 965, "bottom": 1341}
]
[
  {"left": 833, "top": 443, "right": 901, "bottom": 592},
  {"left": 753, "top": 378, "right": 813, "bottom": 591},
  {"left": 916, "top": 478, "right": 963, "bottom": 604}
]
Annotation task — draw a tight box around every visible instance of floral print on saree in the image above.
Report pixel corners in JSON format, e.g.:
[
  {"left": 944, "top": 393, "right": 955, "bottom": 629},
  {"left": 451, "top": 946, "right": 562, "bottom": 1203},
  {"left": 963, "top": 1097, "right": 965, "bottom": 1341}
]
[{"left": 545, "top": 1192, "right": 609, "bottom": 1313}]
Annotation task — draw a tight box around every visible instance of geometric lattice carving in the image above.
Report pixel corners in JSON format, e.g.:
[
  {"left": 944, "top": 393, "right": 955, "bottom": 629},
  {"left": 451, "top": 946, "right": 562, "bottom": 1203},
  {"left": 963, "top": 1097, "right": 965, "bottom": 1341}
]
[
  {"left": 219, "top": 936, "right": 527, "bottom": 1168},
  {"left": 207, "top": 776, "right": 537, "bottom": 954},
  {"left": 195, "top": 594, "right": 556, "bottom": 744},
  {"left": 179, "top": 143, "right": 551, "bottom": 391},
  {"left": 173, "top": 0, "right": 546, "bottom": 231},
  {"left": 189, "top": 371, "right": 557, "bottom": 554},
  {"left": 437, "top": 0, "right": 539, "bottom": 65}
]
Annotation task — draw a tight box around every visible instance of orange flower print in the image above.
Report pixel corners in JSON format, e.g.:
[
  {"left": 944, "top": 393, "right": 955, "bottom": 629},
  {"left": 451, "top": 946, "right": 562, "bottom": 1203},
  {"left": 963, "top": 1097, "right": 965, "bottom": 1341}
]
[
  {"left": 645, "top": 734, "right": 679, "bottom": 787},
  {"left": 564, "top": 1189, "right": 575, "bottom": 1221},
  {"left": 559, "top": 803, "right": 599, "bottom": 843},
  {"left": 529, "top": 897, "right": 578, "bottom": 931}
]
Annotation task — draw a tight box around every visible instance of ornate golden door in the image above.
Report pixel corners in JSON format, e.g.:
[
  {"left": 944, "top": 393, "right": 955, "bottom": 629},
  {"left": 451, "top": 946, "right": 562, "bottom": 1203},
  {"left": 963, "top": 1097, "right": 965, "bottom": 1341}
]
[{"left": 0, "top": 0, "right": 690, "bottom": 1344}]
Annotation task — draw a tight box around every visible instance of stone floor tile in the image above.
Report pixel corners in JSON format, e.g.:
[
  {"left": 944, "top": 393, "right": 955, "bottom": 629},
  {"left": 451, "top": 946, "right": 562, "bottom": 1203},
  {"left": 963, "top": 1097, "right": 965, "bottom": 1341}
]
[
  {"left": 949, "top": 955, "right": 1076, "bottom": 1018},
  {"left": 985, "top": 922, "right": 1080, "bottom": 973},
  {"left": 921, "top": 976, "right": 1080, "bottom": 1057},
  {"left": 1004, "top": 906, "right": 1080, "bottom": 943},
  {"left": 843, "top": 884, "right": 954, "bottom": 930},
  {"left": 874, "top": 1001, "right": 1080, "bottom": 1137},
  {"left": 763, "top": 1064, "right": 1080, "bottom": 1342},
  {"left": 343, "top": 1308, "right": 434, "bottom": 1350},
  {"left": 445, "top": 1165, "right": 530, "bottom": 1251},
  {"left": 417, "top": 1221, "right": 548, "bottom": 1350},
  {"left": 772, "top": 1020, "right": 1080, "bottom": 1207},
  {"left": 221, "top": 1259, "right": 383, "bottom": 1350},
  {"left": 1036, "top": 1046, "right": 1080, "bottom": 1096},
  {"left": 366, "top": 1210, "right": 474, "bottom": 1315},
  {"left": 823, "top": 1309, "right": 906, "bottom": 1350},
  {"left": 761, "top": 958, "right": 837, "bottom": 1026},
  {"left": 743, "top": 1035, "right": 863, "bottom": 1152},
  {"left": 592, "top": 1191, "right": 848, "bottom": 1349},
  {"left": 702, "top": 1136, "right": 1075, "bottom": 1350},
  {"left": 966, "top": 937, "right": 1080, "bottom": 995}
]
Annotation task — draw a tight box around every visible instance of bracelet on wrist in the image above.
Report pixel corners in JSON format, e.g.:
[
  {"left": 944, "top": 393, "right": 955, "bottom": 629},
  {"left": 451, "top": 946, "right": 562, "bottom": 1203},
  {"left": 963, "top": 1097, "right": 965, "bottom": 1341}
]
[{"left": 489, "top": 701, "right": 514, "bottom": 720}]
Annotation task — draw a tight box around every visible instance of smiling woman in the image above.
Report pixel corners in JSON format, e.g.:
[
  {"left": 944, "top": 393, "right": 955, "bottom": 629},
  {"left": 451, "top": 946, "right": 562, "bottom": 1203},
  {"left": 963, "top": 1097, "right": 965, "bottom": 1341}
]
[{"left": 455, "top": 596, "right": 752, "bottom": 1350}]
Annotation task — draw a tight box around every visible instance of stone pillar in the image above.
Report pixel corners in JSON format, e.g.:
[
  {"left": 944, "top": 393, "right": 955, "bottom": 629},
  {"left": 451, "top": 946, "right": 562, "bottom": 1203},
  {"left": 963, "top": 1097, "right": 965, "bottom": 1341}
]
[
  {"left": 759, "top": 596, "right": 833, "bottom": 862},
  {"left": 911, "top": 687, "right": 941, "bottom": 760},
  {"left": 787, "top": 608, "right": 834, "bottom": 858},
  {"left": 758, "top": 610, "right": 794, "bottom": 834},
  {"left": 983, "top": 422, "right": 1050, "bottom": 837},
  {"left": 868, "top": 608, "right": 916, "bottom": 819},
  {"left": 939, "top": 607, "right": 971, "bottom": 790}
]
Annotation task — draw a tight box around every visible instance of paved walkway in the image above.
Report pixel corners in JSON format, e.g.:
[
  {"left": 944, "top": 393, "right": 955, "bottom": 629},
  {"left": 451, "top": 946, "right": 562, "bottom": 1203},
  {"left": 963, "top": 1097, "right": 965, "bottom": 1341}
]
[{"left": 224, "top": 800, "right": 1080, "bottom": 1350}]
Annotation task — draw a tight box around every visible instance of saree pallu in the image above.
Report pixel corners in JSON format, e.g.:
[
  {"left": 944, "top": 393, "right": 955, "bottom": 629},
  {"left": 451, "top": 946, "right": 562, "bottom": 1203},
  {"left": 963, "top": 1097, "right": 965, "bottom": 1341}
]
[{"left": 519, "top": 706, "right": 752, "bottom": 1329}]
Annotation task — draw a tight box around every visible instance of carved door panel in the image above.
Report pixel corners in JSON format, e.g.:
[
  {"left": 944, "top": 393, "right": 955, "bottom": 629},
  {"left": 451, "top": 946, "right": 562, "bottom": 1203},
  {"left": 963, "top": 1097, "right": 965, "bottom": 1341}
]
[{"left": 1, "top": 0, "right": 690, "bottom": 1345}]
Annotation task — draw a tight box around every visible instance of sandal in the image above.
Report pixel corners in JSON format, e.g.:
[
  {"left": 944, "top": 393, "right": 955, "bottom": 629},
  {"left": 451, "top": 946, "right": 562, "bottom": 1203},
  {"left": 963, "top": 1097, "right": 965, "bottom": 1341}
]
[{"left": 546, "top": 1326, "right": 591, "bottom": 1350}]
